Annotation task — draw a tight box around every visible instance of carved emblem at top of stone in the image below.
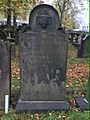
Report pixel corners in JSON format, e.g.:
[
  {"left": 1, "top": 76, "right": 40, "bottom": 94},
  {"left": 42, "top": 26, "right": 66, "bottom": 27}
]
[{"left": 36, "top": 9, "right": 52, "bottom": 30}]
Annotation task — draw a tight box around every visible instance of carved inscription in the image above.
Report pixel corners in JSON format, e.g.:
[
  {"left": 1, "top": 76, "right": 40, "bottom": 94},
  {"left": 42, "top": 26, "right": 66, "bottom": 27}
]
[{"left": 20, "top": 32, "right": 67, "bottom": 88}]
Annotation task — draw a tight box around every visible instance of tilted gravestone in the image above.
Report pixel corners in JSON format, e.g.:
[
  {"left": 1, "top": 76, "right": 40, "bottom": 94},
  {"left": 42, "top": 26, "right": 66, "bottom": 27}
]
[
  {"left": 16, "top": 4, "right": 70, "bottom": 113},
  {"left": 0, "top": 41, "right": 11, "bottom": 109},
  {"left": 77, "top": 34, "right": 89, "bottom": 58}
]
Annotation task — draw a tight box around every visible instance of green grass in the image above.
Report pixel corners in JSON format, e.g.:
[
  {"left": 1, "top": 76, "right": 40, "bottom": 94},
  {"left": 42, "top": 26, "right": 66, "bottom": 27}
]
[
  {"left": 0, "top": 110, "right": 89, "bottom": 120},
  {"left": 68, "top": 43, "right": 89, "bottom": 64}
]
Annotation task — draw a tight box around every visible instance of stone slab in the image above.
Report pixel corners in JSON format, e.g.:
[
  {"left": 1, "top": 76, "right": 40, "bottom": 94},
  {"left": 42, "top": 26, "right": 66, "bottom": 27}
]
[
  {"left": 19, "top": 32, "right": 67, "bottom": 101},
  {"left": 0, "top": 41, "right": 11, "bottom": 109},
  {"left": 74, "top": 96, "right": 89, "bottom": 111},
  {"left": 16, "top": 100, "right": 70, "bottom": 113}
]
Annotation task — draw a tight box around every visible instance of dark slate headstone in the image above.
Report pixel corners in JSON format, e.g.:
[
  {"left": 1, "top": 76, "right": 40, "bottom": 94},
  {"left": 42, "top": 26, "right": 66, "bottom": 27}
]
[
  {"left": 10, "top": 32, "right": 15, "bottom": 39},
  {"left": 0, "top": 30, "right": 7, "bottom": 41},
  {"left": 21, "top": 23, "right": 28, "bottom": 32},
  {"left": 0, "top": 41, "right": 11, "bottom": 109},
  {"left": 74, "top": 96, "right": 89, "bottom": 111},
  {"left": 77, "top": 34, "right": 89, "bottom": 58},
  {"left": 16, "top": 4, "right": 70, "bottom": 113}
]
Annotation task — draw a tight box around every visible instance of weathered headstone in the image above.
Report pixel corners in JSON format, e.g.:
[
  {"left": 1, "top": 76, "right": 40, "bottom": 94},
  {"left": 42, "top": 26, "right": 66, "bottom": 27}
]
[
  {"left": 0, "top": 30, "right": 7, "bottom": 41},
  {"left": 16, "top": 4, "right": 70, "bottom": 113},
  {"left": 77, "top": 34, "right": 89, "bottom": 58},
  {"left": 0, "top": 41, "right": 11, "bottom": 109}
]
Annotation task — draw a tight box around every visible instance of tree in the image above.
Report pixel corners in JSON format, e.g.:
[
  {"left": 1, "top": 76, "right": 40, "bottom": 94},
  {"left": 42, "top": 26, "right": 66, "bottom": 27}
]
[
  {"left": 0, "top": 0, "right": 38, "bottom": 27},
  {"left": 0, "top": 0, "right": 11, "bottom": 26},
  {"left": 11, "top": 0, "right": 38, "bottom": 26},
  {"left": 53, "top": 0, "right": 79, "bottom": 29}
]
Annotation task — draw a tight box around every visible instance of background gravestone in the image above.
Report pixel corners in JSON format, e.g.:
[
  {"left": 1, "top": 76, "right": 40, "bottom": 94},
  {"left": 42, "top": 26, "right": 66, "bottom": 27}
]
[
  {"left": 77, "top": 34, "right": 89, "bottom": 58},
  {"left": 16, "top": 4, "right": 70, "bottom": 112},
  {"left": 0, "top": 41, "right": 11, "bottom": 109},
  {"left": 0, "top": 30, "right": 7, "bottom": 41}
]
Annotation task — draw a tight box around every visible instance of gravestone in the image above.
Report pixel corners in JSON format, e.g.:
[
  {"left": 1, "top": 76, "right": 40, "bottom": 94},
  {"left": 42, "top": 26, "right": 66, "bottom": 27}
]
[
  {"left": 67, "top": 30, "right": 80, "bottom": 48},
  {"left": 21, "top": 23, "right": 28, "bottom": 32},
  {"left": 0, "top": 30, "right": 7, "bottom": 41},
  {"left": 6, "top": 27, "right": 16, "bottom": 59},
  {"left": 0, "top": 41, "right": 11, "bottom": 109},
  {"left": 16, "top": 4, "right": 70, "bottom": 113},
  {"left": 77, "top": 34, "right": 89, "bottom": 58}
]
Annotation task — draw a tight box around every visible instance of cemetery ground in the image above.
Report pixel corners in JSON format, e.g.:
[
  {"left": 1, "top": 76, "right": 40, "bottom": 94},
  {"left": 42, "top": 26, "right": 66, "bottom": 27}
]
[{"left": 0, "top": 43, "right": 89, "bottom": 120}]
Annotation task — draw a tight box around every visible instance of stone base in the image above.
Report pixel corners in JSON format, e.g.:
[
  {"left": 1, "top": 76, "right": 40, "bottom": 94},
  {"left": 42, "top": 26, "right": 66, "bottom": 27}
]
[
  {"left": 74, "top": 96, "right": 89, "bottom": 111},
  {"left": 16, "top": 100, "right": 70, "bottom": 113}
]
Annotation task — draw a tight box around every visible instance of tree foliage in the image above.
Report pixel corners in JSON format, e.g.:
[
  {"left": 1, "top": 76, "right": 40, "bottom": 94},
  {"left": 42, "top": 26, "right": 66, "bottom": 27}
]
[
  {"left": 0, "top": 0, "right": 38, "bottom": 26},
  {"left": 53, "top": 0, "right": 79, "bottom": 29}
]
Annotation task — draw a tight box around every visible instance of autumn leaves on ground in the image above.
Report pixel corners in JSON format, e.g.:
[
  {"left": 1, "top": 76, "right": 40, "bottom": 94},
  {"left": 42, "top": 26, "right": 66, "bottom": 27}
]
[{"left": 0, "top": 43, "right": 89, "bottom": 120}]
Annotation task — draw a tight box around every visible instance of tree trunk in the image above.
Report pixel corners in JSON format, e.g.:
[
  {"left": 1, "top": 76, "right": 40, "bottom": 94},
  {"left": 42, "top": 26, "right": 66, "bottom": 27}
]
[
  {"left": 7, "top": 8, "right": 11, "bottom": 26},
  {"left": 7, "top": 0, "right": 11, "bottom": 26},
  {"left": 13, "top": 13, "right": 17, "bottom": 27}
]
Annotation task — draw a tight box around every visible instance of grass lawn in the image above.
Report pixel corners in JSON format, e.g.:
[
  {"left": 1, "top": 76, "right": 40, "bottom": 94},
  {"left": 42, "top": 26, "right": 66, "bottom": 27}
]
[{"left": 0, "top": 43, "right": 89, "bottom": 120}]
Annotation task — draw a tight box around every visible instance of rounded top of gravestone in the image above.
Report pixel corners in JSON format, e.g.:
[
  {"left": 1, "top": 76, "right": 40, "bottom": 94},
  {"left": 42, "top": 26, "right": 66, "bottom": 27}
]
[{"left": 29, "top": 4, "right": 60, "bottom": 32}]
